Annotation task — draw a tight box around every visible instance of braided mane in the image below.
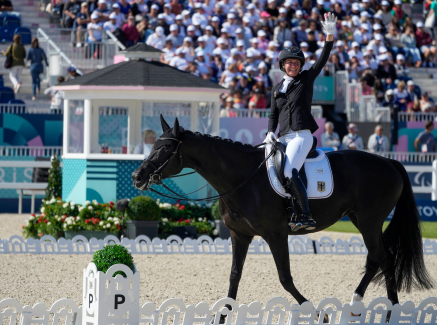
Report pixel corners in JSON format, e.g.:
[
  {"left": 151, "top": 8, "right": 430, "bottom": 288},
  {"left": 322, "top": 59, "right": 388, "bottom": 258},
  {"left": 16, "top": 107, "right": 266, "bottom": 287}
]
[{"left": 185, "top": 130, "right": 259, "bottom": 150}]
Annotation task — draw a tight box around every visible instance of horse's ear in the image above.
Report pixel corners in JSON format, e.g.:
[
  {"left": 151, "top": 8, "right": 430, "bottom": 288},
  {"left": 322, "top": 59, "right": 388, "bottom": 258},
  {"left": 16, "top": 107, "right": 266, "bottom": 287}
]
[
  {"left": 172, "top": 118, "right": 180, "bottom": 138},
  {"left": 160, "top": 114, "right": 170, "bottom": 132}
]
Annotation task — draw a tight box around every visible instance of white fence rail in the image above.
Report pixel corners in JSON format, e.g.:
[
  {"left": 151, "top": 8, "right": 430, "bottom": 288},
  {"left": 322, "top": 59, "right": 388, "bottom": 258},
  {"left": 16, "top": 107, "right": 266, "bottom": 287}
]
[
  {"left": 1, "top": 296, "right": 437, "bottom": 325},
  {"left": 37, "top": 28, "right": 84, "bottom": 87},
  {"left": 335, "top": 70, "right": 348, "bottom": 113},
  {"left": 398, "top": 112, "right": 437, "bottom": 122},
  {"left": 1, "top": 234, "right": 436, "bottom": 255},
  {"left": 222, "top": 106, "right": 323, "bottom": 119},
  {"left": 0, "top": 103, "right": 57, "bottom": 114},
  {"left": 376, "top": 151, "right": 437, "bottom": 163},
  {"left": 37, "top": 28, "right": 124, "bottom": 83},
  {"left": 345, "top": 82, "right": 391, "bottom": 122},
  {"left": 0, "top": 146, "right": 62, "bottom": 157}
]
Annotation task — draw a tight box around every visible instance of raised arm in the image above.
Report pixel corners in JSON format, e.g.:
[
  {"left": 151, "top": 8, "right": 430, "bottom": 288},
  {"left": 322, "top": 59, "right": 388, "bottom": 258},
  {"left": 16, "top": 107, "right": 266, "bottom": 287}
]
[{"left": 307, "top": 13, "right": 336, "bottom": 81}]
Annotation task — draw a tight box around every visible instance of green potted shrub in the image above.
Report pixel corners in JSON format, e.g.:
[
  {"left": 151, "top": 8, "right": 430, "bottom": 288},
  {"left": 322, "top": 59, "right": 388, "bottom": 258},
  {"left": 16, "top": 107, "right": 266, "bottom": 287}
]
[
  {"left": 116, "top": 196, "right": 161, "bottom": 239},
  {"left": 92, "top": 244, "right": 135, "bottom": 276},
  {"left": 212, "top": 199, "right": 230, "bottom": 239}
]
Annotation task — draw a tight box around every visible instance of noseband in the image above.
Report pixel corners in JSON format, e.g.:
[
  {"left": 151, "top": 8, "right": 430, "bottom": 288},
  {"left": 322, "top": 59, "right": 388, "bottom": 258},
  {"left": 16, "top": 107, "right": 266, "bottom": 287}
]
[{"left": 144, "top": 137, "right": 182, "bottom": 188}]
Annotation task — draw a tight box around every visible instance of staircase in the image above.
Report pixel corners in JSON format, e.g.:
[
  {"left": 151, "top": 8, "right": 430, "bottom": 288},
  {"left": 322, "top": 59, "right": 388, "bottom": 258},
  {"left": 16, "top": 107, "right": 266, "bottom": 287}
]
[
  {"left": 0, "top": 0, "right": 57, "bottom": 104},
  {"left": 409, "top": 68, "right": 437, "bottom": 100}
]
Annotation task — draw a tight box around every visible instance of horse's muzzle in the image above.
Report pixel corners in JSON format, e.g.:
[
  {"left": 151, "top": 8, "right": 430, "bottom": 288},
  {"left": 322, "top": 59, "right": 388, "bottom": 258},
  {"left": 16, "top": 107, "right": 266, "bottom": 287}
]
[{"left": 132, "top": 171, "right": 148, "bottom": 190}]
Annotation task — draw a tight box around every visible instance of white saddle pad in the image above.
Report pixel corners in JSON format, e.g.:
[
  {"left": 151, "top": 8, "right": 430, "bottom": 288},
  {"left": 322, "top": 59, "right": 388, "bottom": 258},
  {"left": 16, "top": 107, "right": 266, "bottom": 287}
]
[{"left": 265, "top": 144, "right": 334, "bottom": 199}]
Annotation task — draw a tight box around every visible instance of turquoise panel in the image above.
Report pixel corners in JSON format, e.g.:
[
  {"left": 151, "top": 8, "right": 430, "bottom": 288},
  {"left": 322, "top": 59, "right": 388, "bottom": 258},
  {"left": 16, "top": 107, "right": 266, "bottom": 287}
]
[
  {"left": 313, "top": 77, "right": 334, "bottom": 102},
  {"left": 87, "top": 179, "right": 117, "bottom": 203},
  {"left": 64, "top": 171, "right": 87, "bottom": 203},
  {"left": 44, "top": 121, "right": 63, "bottom": 146},
  {"left": 4, "top": 114, "right": 38, "bottom": 142},
  {"left": 62, "top": 159, "right": 87, "bottom": 201}
]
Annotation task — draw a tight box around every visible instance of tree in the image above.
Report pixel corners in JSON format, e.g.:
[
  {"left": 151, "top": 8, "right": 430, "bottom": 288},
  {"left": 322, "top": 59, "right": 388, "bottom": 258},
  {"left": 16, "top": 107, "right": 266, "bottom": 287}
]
[{"left": 44, "top": 154, "right": 62, "bottom": 201}]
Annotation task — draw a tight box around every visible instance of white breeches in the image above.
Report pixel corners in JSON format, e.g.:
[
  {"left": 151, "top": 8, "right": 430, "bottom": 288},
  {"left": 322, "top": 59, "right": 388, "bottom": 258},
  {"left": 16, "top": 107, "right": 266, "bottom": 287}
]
[{"left": 278, "top": 129, "right": 313, "bottom": 179}]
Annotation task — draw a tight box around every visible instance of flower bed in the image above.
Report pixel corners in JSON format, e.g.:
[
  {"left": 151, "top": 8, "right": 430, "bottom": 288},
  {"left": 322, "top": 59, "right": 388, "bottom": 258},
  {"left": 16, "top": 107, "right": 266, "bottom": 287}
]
[
  {"left": 22, "top": 198, "right": 124, "bottom": 240},
  {"left": 22, "top": 198, "right": 218, "bottom": 239},
  {"left": 158, "top": 201, "right": 216, "bottom": 236}
]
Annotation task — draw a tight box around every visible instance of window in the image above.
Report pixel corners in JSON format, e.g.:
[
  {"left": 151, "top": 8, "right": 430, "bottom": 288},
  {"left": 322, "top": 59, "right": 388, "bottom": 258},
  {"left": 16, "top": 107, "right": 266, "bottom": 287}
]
[
  {"left": 91, "top": 106, "right": 129, "bottom": 154},
  {"left": 68, "top": 100, "right": 85, "bottom": 153}
]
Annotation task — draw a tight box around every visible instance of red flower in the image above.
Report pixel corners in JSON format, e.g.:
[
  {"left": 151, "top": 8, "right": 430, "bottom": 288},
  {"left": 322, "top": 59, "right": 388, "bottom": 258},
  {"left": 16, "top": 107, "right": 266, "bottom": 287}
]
[
  {"left": 22, "top": 225, "right": 24, "bottom": 228},
  {"left": 85, "top": 219, "right": 90, "bottom": 224},
  {"left": 117, "top": 225, "right": 120, "bottom": 229},
  {"left": 110, "top": 201, "right": 114, "bottom": 205},
  {"left": 44, "top": 220, "right": 48, "bottom": 223},
  {"left": 96, "top": 212, "right": 100, "bottom": 215},
  {"left": 38, "top": 233, "right": 43, "bottom": 236},
  {"left": 177, "top": 199, "right": 181, "bottom": 203},
  {"left": 31, "top": 214, "right": 35, "bottom": 217},
  {"left": 185, "top": 220, "right": 189, "bottom": 223},
  {"left": 178, "top": 205, "right": 185, "bottom": 210},
  {"left": 176, "top": 204, "right": 180, "bottom": 207},
  {"left": 178, "top": 218, "right": 184, "bottom": 222}
]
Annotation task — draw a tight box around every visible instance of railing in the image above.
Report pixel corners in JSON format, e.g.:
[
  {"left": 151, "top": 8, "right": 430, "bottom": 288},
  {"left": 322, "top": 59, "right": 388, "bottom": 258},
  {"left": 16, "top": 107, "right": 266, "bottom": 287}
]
[
  {"left": 376, "top": 151, "right": 437, "bottom": 163},
  {"left": 375, "top": 107, "right": 391, "bottom": 122},
  {"left": 221, "top": 106, "right": 323, "bottom": 118},
  {"left": 37, "top": 28, "right": 124, "bottom": 78},
  {"left": 37, "top": 28, "right": 84, "bottom": 87},
  {"left": 398, "top": 112, "right": 437, "bottom": 122},
  {"left": 346, "top": 82, "right": 391, "bottom": 122},
  {"left": 0, "top": 103, "right": 59, "bottom": 114},
  {"left": 335, "top": 70, "right": 348, "bottom": 113},
  {"left": 345, "top": 82, "right": 361, "bottom": 121},
  {"left": 0, "top": 146, "right": 63, "bottom": 156}
]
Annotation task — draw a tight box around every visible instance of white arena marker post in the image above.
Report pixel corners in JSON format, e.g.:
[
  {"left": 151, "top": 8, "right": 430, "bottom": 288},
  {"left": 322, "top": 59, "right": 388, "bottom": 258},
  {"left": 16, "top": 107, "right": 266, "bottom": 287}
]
[{"left": 83, "top": 262, "right": 140, "bottom": 325}]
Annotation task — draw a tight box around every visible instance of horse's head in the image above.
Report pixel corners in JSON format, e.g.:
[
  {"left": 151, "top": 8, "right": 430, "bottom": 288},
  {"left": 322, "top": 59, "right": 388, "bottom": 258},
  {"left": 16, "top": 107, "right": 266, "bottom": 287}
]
[{"left": 132, "top": 115, "right": 185, "bottom": 190}]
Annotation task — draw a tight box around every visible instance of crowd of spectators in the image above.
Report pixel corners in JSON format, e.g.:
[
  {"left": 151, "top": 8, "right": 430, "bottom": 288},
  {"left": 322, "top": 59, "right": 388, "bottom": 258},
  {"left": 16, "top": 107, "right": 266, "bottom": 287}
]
[{"left": 52, "top": 0, "right": 437, "bottom": 111}]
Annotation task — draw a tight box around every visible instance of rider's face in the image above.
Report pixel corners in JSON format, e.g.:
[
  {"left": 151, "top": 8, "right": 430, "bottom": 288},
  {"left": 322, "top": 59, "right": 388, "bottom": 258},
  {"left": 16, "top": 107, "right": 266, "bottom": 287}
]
[{"left": 284, "top": 59, "right": 300, "bottom": 77}]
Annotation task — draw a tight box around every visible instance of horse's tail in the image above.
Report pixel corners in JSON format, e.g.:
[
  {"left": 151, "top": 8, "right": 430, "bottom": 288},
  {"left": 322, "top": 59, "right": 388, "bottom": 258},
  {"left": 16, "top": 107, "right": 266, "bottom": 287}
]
[{"left": 377, "top": 159, "right": 434, "bottom": 292}]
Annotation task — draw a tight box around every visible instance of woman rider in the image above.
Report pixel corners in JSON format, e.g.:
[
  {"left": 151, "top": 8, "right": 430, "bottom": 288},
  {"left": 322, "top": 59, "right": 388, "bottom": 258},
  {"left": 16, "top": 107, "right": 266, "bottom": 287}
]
[{"left": 265, "top": 13, "right": 337, "bottom": 231}]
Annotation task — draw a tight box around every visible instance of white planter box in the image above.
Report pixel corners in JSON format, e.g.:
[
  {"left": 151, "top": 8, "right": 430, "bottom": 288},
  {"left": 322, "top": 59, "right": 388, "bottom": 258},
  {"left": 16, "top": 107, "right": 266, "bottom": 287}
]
[{"left": 82, "top": 262, "right": 140, "bottom": 325}]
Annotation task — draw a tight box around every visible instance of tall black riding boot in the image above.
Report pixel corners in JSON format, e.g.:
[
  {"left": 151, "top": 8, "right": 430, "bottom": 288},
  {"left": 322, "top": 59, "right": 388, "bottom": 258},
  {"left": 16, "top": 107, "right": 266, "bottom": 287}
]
[{"left": 284, "top": 168, "right": 316, "bottom": 231}]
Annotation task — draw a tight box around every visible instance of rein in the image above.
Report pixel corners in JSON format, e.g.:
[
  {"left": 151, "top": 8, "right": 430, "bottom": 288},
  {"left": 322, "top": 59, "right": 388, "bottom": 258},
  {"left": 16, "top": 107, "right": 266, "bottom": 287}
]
[{"left": 143, "top": 138, "right": 275, "bottom": 202}]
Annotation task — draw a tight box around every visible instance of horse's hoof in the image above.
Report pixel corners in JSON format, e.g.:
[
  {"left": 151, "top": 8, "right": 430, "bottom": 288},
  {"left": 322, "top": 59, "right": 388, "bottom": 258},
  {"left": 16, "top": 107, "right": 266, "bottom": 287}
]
[{"left": 210, "top": 314, "right": 227, "bottom": 324}]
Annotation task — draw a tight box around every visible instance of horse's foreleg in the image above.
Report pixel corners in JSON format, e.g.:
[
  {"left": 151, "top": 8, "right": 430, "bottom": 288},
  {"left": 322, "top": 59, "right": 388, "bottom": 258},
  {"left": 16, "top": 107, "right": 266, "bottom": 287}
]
[
  {"left": 266, "top": 233, "right": 308, "bottom": 304},
  {"left": 212, "top": 231, "right": 252, "bottom": 324},
  {"left": 227, "top": 231, "right": 253, "bottom": 300}
]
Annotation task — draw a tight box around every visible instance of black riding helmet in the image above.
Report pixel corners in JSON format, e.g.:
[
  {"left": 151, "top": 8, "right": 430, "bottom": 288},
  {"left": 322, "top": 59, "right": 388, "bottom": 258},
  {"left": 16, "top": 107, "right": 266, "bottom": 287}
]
[{"left": 279, "top": 46, "right": 305, "bottom": 74}]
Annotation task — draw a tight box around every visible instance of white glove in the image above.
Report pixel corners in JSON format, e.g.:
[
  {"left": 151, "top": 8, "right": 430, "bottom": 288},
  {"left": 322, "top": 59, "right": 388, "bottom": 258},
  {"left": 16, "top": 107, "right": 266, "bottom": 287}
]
[
  {"left": 264, "top": 132, "right": 277, "bottom": 144},
  {"left": 320, "top": 12, "right": 337, "bottom": 35}
]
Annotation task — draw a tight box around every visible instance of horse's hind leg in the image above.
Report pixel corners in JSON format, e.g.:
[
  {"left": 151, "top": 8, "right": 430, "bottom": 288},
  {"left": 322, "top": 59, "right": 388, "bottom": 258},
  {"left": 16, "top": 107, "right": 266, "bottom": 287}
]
[{"left": 352, "top": 226, "right": 387, "bottom": 304}]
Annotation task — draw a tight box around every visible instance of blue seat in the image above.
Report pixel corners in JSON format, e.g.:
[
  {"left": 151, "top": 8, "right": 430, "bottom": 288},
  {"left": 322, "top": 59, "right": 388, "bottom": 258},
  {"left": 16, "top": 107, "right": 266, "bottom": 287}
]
[
  {"left": 4, "top": 16, "right": 20, "bottom": 30},
  {"left": 9, "top": 99, "right": 25, "bottom": 104},
  {"left": 0, "top": 26, "right": 15, "bottom": 42},
  {"left": 14, "top": 27, "right": 31, "bottom": 45},
  {"left": 0, "top": 87, "right": 15, "bottom": 102}
]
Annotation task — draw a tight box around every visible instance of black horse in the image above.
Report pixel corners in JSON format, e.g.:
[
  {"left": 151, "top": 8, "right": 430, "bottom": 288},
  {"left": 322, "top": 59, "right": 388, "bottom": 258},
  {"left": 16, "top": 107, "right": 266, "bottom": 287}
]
[{"left": 132, "top": 116, "right": 433, "bottom": 311}]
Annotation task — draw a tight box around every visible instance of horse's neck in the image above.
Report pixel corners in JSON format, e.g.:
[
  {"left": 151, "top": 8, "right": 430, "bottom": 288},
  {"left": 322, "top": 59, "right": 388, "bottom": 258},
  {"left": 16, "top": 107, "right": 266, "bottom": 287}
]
[{"left": 182, "top": 133, "right": 262, "bottom": 194}]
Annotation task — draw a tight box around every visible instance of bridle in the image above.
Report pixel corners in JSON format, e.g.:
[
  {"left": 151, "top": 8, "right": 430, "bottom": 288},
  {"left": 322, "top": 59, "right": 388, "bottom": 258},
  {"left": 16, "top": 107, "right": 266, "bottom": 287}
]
[
  {"left": 142, "top": 137, "right": 187, "bottom": 189},
  {"left": 139, "top": 136, "right": 277, "bottom": 202}
]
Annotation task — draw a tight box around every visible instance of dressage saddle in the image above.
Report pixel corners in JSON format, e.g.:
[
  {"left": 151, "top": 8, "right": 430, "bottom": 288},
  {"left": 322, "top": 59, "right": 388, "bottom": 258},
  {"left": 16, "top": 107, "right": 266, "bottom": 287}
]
[{"left": 273, "top": 136, "right": 319, "bottom": 188}]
